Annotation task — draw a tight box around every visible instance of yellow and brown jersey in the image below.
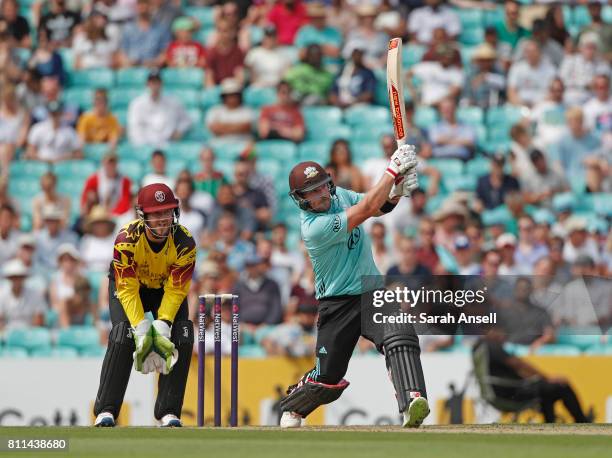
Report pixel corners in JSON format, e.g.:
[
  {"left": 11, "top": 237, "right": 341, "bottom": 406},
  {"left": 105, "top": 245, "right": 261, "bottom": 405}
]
[{"left": 111, "top": 219, "right": 196, "bottom": 326}]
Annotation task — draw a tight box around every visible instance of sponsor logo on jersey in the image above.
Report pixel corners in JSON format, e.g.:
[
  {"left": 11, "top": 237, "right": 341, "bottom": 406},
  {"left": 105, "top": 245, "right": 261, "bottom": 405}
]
[
  {"left": 332, "top": 215, "right": 341, "bottom": 232},
  {"left": 347, "top": 227, "right": 361, "bottom": 250}
]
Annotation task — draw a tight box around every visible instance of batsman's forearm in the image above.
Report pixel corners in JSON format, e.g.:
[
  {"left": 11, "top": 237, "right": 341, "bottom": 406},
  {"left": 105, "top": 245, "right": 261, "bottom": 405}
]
[{"left": 362, "top": 174, "right": 395, "bottom": 215}]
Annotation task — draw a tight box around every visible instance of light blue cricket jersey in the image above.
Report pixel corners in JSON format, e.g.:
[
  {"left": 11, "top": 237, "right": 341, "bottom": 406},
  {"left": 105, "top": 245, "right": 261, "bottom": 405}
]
[{"left": 300, "top": 187, "right": 382, "bottom": 299}]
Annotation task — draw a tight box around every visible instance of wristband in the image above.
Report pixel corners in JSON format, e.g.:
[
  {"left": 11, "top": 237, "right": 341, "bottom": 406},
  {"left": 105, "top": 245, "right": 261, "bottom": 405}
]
[{"left": 379, "top": 200, "right": 398, "bottom": 214}]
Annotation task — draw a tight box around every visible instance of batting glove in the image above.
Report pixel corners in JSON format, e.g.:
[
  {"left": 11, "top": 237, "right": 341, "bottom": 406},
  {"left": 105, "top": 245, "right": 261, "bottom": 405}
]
[
  {"left": 132, "top": 319, "right": 153, "bottom": 373},
  {"left": 152, "top": 320, "right": 179, "bottom": 374},
  {"left": 386, "top": 145, "right": 418, "bottom": 179}
]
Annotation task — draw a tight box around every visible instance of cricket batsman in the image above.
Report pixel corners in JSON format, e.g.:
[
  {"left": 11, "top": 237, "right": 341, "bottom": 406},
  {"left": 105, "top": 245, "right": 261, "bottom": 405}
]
[
  {"left": 94, "top": 183, "right": 196, "bottom": 427},
  {"left": 280, "top": 145, "right": 430, "bottom": 428}
]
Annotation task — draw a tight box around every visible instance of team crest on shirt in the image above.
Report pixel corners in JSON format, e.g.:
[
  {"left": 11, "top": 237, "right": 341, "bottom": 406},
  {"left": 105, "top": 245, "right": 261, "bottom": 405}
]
[
  {"left": 304, "top": 166, "right": 319, "bottom": 179},
  {"left": 155, "top": 191, "right": 166, "bottom": 202}
]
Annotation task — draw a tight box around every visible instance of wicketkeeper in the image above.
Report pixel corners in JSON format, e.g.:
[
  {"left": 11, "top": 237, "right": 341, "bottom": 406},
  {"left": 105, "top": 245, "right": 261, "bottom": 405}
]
[
  {"left": 280, "top": 145, "right": 429, "bottom": 428},
  {"left": 94, "top": 183, "right": 196, "bottom": 427}
]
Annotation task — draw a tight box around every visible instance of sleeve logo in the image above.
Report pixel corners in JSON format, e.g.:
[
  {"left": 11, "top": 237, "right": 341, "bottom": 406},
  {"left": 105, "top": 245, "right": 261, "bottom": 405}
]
[{"left": 332, "top": 215, "right": 341, "bottom": 232}]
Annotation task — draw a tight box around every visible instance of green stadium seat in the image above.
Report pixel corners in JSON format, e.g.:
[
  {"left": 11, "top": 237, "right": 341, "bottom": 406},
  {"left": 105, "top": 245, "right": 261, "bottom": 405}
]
[
  {"left": 161, "top": 67, "right": 204, "bottom": 89},
  {"left": 307, "top": 123, "right": 351, "bottom": 141},
  {"left": 534, "top": 344, "right": 581, "bottom": 356},
  {"left": 210, "top": 140, "right": 249, "bottom": 161},
  {"left": 109, "top": 88, "right": 143, "bottom": 109},
  {"left": 168, "top": 141, "right": 203, "bottom": 161},
  {"left": 256, "top": 160, "right": 284, "bottom": 181},
  {"left": 63, "top": 87, "right": 94, "bottom": 110},
  {"left": 118, "top": 160, "right": 144, "bottom": 183},
  {"left": 6, "top": 327, "right": 52, "bottom": 353},
  {"left": 428, "top": 158, "right": 464, "bottom": 176},
  {"left": 344, "top": 105, "right": 390, "bottom": 126},
  {"left": 298, "top": 141, "right": 332, "bottom": 163},
  {"left": 57, "top": 47, "right": 74, "bottom": 71},
  {"left": 0, "top": 347, "right": 29, "bottom": 358},
  {"left": 487, "top": 124, "right": 511, "bottom": 143},
  {"left": 592, "top": 193, "right": 612, "bottom": 217},
  {"left": 167, "top": 88, "right": 200, "bottom": 108},
  {"left": 604, "top": 5, "right": 612, "bottom": 23},
  {"left": 239, "top": 344, "right": 266, "bottom": 358},
  {"left": 466, "top": 157, "right": 491, "bottom": 177},
  {"left": 531, "top": 208, "right": 555, "bottom": 226},
  {"left": 9, "top": 160, "right": 49, "bottom": 178},
  {"left": 456, "top": 106, "right": 484, "bottom": 126},
  {"left": 302, "top": 106, "right": 343, "bottom": 129},
  {"left": 486, "top": 105, "right": 526, "bottom": 127},
  {"left": 214, "top": 159, "right": 235, "bottom": 179},
  {"left": 166, "top": 161, "right": 189, "bottom": 177},
  {"left": 115, "top": 67, "right": 149, "bottom": 87},
  {"left": 183, "top": 125, "right": 209, "bottom": 141},
  {"left": 584, "top": 345, "right": 612, "bottom": 355},
  {"left": 184, "top": 6, "right": 216, "bottom": 28},
  {"left": 424, "top": 193, "right": 447, "bottom": 214},
  {"left": 351, "top": 124, "right": 393, "bottom": 143},
  {"left": 255, "top": 140, "right": 297, "bottom": 161},
  {"left": 201, "top": 86, "right": 222, "bottom": 109},
  {"left": 20, "top": 213, "right": 32, "bottom": 232},
  {"left": 84, "top": 143, "right": 111, "bottom": 162},
  {"left": 53, "top": 159, "right": 97, "bottom": 180},
  {"left": 460, "top": 45, "right": 478, "bottom": 68},
  {"left": 482, "top": 205, "right": 513, "bottom": 228},
  {"left": 455, "top": 7, "right": 484, "bottom": 28},
  {"left": 193, "top": 27, "right": 214, "bottom": 45},
  {"left": 402, "top": 44, "right": 426, "bottom": 68},
  {"left": 250, "top": 25, "right": 265, "bottom": 46},
  {"left": 57, "top": 326, "right": 101, "bottom": 352},
  {"left": 8, "top": 177, "right": 40, "bottom": 197},
  {"left": 572, "top": 6, "right": 592, "bottom": 28},
  {"left": 187, "top": 108, "right": 203, "bottom": 126},
  {"left": 483, "top": 6, "right": 505, "bottom": 27},
  {"left": 117, "top": 143, "right": 155, "bottom": 161},
  {"left": 556, "top": 327, "right": 604, "bottom": 351},
  {"left": 57, "top": 178, "right": 85, "bottom": 197},
  {"left": 502, "top": 342, "right": 530, "bottom": 356},
  {"left": 459, "top": 27, "right": 484, "bottom": 46},
  {"left": 244, "top": 86, "right": 276, "bottom": 108},
  {"left": 443, "top": 175, "right": 477, "bottom": 193},
  {"left": 480, "top": 139, "right": 510, "bottom": 154},
  {"left": 68, "top": 69, "right": 114, "bottom": 88},
  {"left": 15, "top": 48, "right": 31, "bottom": 66},
  {"left": 350, "top": 142, "right": 381, "bottom": 162},
  {"left": 414, "top": 106, "right": 438, "bottom": 129}
]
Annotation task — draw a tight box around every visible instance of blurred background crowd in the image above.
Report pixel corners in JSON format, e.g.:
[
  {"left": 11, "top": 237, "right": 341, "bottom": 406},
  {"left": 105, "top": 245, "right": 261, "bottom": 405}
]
[{"left": 0, "top": 0, "right": 610, "bottom": 359}]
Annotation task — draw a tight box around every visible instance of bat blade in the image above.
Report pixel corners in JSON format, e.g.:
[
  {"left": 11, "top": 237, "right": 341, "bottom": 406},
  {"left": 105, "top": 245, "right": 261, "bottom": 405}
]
[{"left": 387, "top": 37, "right": 408, "bottom": 146}]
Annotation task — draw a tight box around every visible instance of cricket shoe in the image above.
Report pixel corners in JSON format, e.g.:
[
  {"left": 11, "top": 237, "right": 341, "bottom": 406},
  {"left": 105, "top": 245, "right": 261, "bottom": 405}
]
[
  {"left": 94, "top": 412, "right": 115, "bottom": 427},
  {"left": 280, "top": 411, "right": 302, "bottom": 428},
  {"left": 160, "top": 414, "right": 182, "bottom": 427},
  {"left": 402, "top": 397, "right": 429, "bottom": 428}
]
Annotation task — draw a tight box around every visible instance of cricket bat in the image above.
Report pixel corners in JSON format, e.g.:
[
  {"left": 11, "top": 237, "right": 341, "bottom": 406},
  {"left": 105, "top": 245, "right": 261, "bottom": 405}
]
[{"left": 387, "top": 37, "right": 408, "bottom": 147}]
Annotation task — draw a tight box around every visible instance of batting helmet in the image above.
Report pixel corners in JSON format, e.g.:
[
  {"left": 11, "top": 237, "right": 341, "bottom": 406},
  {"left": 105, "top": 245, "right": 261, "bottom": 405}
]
[{"left": 288, "top": 161, "right": 336, "bottom": 212}]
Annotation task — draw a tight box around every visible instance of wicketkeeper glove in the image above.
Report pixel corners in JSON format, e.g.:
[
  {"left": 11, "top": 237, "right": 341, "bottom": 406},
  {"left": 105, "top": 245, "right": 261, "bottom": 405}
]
[
  {"left": 132, "top": 319, "right": 153, "bottom": 373},
  {"left": 151, "top": 320, "right": 179, "bottom": 374},
  {"left": 385, "top": 144, "right": 418, "bottom": 179}
]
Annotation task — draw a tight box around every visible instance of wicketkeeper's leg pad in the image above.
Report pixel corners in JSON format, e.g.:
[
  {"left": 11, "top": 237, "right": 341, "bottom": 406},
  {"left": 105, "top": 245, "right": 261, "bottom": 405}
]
[
  {"left": 94, "top": 321, "right": 135, "bottom": 418},
  {"left": 280, "top": 376, "right": 350, "bottom": 418},
  {"left": 154, "top": 320, "right": 193, "bottom": 420},
  {"left": 382, "top": 323, "right": 427, "bottom": 413}
]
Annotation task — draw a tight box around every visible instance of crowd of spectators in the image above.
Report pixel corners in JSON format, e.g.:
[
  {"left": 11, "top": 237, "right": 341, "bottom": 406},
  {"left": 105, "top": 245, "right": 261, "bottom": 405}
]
[{"left": 0, "top": 0, "right": 610, "bottom": 358}]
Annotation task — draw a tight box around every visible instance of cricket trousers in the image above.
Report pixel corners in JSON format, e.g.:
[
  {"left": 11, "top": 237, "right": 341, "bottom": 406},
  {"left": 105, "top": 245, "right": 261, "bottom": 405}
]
[{"left": 93, "top": 278, "right": 192, "bottom": 421}]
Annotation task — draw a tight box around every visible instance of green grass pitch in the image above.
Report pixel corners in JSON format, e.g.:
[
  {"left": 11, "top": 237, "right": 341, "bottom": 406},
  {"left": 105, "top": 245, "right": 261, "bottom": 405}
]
[{"left": 1, "top": 425, "right": 611, "bottom": 458}]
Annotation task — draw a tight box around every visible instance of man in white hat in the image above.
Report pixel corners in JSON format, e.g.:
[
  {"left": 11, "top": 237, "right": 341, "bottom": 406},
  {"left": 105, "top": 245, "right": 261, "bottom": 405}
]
[
  {"left": 0, "top": 204, "right": 20, "bottom": 265},
  {"left": 34, "top": 204, "right": 79, "bottom": 276},
  {"left": 205, "top": 78, "right": 255, "bottom": 143},
  {"left": 0, "top": 259, "right": 47, "bottom": 330}
]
